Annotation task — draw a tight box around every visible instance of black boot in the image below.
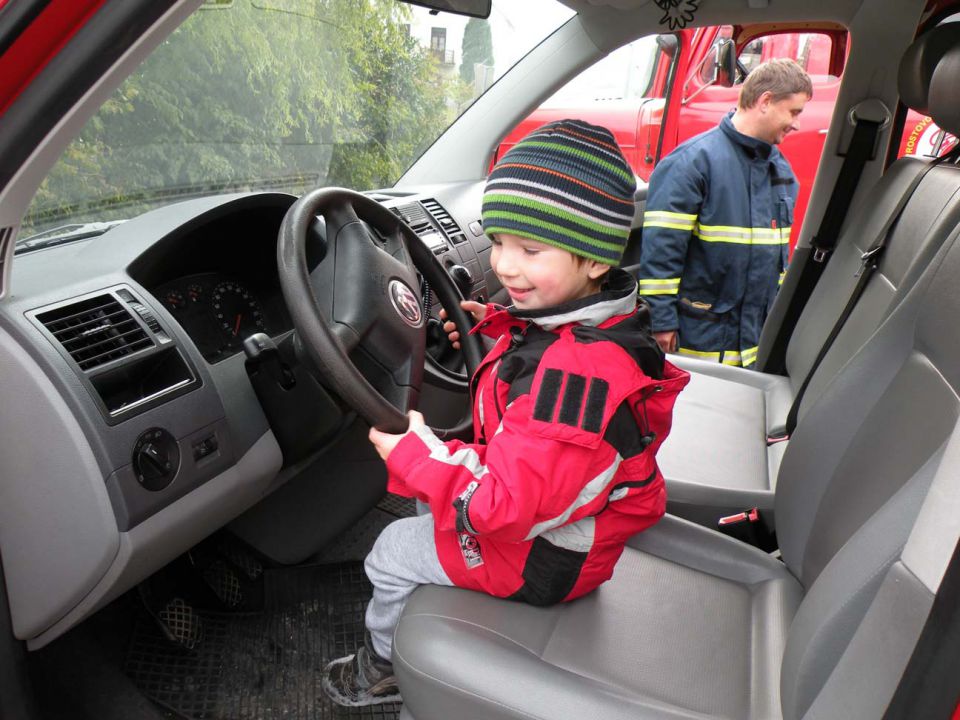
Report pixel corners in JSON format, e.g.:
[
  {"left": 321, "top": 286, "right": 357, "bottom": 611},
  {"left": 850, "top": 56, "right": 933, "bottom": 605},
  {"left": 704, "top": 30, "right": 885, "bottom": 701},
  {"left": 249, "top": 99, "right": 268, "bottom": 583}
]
[{"left": 321, "top": 632, "right": 400, "bottom": 707}]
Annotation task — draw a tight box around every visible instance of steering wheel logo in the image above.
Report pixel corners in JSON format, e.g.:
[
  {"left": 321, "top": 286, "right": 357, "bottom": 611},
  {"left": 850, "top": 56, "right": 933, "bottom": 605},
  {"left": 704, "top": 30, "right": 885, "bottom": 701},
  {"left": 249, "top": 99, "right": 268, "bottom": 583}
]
[{"left": 388, "top": 280, "right": 423, "bottom": 328}]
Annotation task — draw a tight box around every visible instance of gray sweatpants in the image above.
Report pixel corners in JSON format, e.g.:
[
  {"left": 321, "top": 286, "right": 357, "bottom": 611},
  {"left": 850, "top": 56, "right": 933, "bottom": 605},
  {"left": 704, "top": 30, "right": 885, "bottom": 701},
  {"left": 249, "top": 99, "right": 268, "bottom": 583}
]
[{"left": 364, "top": 513, "right": 453, "bottom": 660}]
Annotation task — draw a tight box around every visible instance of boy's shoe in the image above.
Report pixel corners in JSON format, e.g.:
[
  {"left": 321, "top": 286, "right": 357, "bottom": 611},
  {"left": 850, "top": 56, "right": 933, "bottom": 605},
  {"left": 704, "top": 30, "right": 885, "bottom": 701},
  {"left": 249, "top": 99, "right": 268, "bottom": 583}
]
[{"left": 321, "top": 642, "right": 400, "bottom": 707}]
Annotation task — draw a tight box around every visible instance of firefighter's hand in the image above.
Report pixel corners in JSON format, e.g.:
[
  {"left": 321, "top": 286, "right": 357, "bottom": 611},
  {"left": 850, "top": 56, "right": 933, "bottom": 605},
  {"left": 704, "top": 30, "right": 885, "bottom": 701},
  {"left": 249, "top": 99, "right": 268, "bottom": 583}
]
[
  {"left": 439, "top": 300, "right": 487, "bottom": 349},
  {"left": 654, "top": 330, "right": 678, "bottom": 354},
  {"left": 369, "top": 410, "right": 425, "bottom": 462}
]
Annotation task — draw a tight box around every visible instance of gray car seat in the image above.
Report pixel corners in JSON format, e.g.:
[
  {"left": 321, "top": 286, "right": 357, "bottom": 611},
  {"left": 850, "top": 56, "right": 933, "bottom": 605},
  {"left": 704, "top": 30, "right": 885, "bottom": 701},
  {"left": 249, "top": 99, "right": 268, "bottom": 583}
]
[
  {"left": 389, "top": 45, "right": 960, "bottom": 720},
  {"left": 657, "top": 24, "right": 960, "bottom": 529}
]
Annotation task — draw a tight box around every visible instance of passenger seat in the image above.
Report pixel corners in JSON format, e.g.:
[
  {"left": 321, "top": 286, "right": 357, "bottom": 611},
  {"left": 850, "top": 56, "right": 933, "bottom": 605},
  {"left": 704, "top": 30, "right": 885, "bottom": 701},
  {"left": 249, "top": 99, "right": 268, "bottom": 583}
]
[{"left": 657, "top": 24, "right": 960, "bottom": 530}]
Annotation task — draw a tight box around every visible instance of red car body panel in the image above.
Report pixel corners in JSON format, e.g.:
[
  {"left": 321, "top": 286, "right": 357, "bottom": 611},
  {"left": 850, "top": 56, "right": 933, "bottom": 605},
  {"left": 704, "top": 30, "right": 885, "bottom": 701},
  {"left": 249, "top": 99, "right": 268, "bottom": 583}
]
[{"left": 0, "top": 0, "right": 107, "bottom": 115}]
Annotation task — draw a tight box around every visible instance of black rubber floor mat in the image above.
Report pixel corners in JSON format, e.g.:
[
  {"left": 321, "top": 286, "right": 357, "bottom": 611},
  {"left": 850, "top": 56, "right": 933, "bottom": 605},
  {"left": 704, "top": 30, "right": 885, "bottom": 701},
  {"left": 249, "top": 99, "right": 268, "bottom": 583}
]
[
  {"left": 375, "top": 493, "right": 417, "bottom": 518},
  {"left": 124, "top": 562, "right": 400, "bottom": 720},
  {"left": 314, "top": 509, "right": 396, "bottom": 564}
]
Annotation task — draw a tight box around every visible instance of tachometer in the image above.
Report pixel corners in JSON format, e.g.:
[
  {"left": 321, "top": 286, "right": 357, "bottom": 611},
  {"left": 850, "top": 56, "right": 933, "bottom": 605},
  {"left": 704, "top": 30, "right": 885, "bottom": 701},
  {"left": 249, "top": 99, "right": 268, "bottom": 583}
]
[
  {"left": 164, "top": 290, "right": 187, "bottom": 312},
  {"left": 211, "top": 281, "right": 266, "bottom": 344}
]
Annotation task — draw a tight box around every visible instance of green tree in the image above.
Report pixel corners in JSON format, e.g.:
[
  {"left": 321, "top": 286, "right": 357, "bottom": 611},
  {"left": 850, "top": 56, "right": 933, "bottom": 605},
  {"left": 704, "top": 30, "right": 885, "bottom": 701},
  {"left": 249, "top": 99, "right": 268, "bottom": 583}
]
[
  {"left": 459, "top": 17, "right": 493, "bottom": 85},
  {"left": 23, "top": 0, "right": 460, "bottom": 236}
]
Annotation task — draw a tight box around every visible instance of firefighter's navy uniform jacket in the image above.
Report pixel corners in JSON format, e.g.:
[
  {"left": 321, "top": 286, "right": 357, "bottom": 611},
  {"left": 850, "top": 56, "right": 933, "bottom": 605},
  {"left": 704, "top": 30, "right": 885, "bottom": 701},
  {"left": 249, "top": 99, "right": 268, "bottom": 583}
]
[
  {"left": 384, "top": 269, "right": 689, "bottom": 605},
  {"left": 638, "top": 111, "right": 797, "bottom": 367}
]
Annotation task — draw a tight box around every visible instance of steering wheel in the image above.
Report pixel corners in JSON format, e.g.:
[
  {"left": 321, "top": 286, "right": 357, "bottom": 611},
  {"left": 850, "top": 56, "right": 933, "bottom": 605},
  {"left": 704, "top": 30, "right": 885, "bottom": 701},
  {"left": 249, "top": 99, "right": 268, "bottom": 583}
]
[
  {"left": 736, "top": 58, "right": 750, "bottom": 84},
  {"left": 277, "top": 187, "right": 485, "bottom": 437}
]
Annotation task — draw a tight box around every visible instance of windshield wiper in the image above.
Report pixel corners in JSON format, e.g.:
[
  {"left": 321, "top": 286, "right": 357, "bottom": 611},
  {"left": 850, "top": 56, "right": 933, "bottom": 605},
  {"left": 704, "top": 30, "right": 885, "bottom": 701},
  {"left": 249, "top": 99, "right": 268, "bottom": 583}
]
[{"left": 15, "top": 220, "right": 127, "bottom": 254}]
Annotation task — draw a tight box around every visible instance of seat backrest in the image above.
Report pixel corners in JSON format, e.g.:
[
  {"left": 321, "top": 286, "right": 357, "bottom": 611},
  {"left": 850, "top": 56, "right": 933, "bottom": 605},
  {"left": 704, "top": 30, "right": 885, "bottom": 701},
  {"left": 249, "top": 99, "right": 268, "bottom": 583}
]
[
  {"left": 789, "top": 158, "right": 960, "bottom": 419},
  {"left": 783, "top": 24, "right": 960, "bottom": 420},
  {"left": 774, "top": 45, "right": 960, "bottom": 718}
]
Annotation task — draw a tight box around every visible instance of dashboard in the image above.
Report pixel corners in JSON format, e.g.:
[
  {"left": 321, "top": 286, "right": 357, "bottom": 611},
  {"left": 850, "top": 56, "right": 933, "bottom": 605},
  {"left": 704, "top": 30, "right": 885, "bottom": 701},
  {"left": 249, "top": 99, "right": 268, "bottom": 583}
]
[
  {"left": 0, "top": 181, "right": 498, "bottom": 650},
  {"left": 153, "top": 273, "right": 287, "bottom": 363}
]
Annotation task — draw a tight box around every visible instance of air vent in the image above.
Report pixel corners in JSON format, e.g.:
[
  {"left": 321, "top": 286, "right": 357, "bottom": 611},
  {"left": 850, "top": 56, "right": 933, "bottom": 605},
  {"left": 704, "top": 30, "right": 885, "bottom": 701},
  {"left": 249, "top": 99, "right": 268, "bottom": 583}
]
[
  {"left": 422, "top": 198, "right": 467, "bottom": 243},
  {"left": 38, "top": 294, "right": 153, "bottom": 371},
  {"left": 393, "top": 203, "right": 434, "bottom": 237}
]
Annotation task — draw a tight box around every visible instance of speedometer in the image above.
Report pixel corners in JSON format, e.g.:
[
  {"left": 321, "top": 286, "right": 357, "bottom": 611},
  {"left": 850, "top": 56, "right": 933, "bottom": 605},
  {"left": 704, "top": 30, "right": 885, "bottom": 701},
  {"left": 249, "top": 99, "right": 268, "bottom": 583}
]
[{"left": 211, "top": 281, "right": 266, "bottom": 345}]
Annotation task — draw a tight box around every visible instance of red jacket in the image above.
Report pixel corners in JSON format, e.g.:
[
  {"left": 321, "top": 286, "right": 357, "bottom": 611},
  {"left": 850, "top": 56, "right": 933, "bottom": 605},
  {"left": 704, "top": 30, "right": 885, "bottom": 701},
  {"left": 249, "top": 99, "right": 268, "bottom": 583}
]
[{"left": 386, "top": 269, "right": 689, "bottom": 604}]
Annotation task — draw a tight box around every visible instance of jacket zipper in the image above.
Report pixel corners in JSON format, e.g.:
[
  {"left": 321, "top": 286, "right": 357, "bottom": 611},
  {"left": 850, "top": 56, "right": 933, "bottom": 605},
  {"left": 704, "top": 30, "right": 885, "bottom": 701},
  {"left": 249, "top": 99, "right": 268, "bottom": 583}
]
[{"left": 492, "top": 324, "right": 528, "bottom": 422}]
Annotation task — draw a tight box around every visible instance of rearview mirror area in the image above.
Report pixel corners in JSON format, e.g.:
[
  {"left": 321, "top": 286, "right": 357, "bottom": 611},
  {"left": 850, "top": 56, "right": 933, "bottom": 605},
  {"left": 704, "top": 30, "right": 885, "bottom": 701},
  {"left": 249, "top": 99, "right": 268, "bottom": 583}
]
[
  {"left": 684, "top": 37, "right": 736, "bottom": 103},
  {"left": 399, "top": 0, "right": 491, "bottom": 19}
]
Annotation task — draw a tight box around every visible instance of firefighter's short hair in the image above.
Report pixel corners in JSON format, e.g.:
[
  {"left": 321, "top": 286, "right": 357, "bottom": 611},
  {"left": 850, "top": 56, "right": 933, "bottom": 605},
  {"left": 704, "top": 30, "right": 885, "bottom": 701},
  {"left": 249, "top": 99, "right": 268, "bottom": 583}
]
[{"left": 738, "top": 58, "right": 813, "bottom": 108}]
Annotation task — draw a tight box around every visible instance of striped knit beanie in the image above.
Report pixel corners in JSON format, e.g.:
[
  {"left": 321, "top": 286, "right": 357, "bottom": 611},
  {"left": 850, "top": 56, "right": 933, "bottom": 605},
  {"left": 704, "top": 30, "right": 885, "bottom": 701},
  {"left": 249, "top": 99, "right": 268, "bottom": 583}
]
[{"left": 482, "top": 119, "right": 636, "bottom": 266}]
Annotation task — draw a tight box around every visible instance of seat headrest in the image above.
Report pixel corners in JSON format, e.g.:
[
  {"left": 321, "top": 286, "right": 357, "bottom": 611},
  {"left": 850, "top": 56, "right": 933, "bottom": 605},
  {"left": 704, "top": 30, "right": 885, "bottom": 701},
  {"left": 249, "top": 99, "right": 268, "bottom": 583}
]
[
  {"left": 898, "top": 23, "right": 960, "bottom": 113},
  {"left": 929, "top": 42, "right": 960, "bottom": 137}
]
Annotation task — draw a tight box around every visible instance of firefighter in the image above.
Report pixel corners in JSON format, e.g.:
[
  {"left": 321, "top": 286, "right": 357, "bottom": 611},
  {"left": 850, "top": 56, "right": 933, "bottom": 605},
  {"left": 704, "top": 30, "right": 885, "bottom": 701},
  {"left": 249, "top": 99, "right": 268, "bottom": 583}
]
[{"left": 639, "top": 59, "right": 812, "bottom": 367}]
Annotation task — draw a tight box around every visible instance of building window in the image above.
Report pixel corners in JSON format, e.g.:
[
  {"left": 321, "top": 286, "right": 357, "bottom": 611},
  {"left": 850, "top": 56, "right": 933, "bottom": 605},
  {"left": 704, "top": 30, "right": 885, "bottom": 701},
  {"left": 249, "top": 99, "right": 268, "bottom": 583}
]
[{"left": 431, "top": 27, "right": 446, "bottom": 53}]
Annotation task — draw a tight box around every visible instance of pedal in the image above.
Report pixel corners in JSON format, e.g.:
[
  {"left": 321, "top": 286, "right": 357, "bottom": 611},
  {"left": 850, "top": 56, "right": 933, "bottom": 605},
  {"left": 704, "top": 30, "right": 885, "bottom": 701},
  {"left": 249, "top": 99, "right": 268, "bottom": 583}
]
[
  {"left": 201, "top": 560, "right": 243, "bottom": 608},
  {"left": 217, "top": 537, "right": 264, "bottom": 581},
  {"left": 159, "top": 597, "right": 204, "bottom": 650}
]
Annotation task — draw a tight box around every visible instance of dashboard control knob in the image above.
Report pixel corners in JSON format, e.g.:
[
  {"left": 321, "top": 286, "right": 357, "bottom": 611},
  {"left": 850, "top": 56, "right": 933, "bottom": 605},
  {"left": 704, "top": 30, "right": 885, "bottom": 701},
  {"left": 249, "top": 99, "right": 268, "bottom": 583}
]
[{"left": 132, "top": 427, "right": 180, "bottom": 491}]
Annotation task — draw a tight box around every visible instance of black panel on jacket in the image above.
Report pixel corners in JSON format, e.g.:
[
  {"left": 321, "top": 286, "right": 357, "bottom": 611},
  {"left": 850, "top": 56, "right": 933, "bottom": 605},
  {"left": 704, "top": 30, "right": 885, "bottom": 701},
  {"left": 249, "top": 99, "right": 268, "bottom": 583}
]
[{"left": 507, "top": 536, "right": 588, "bottom": 606}]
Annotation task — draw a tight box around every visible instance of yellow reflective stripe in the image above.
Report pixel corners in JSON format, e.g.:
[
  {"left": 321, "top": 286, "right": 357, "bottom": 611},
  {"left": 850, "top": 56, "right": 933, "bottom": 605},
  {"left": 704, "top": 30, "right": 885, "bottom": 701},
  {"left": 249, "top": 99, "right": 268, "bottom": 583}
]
[
  {"left": 697, "top": 223, "right": 777, "bottom": 236},
  {"left": 677, "top": 347, "right": 757, "bottom": 365},
  {"left": 697, "top": 223, "right": 782, "bottom": 236},
  {"left": 639, "top": 278, "right": 680, "bottom": 296},
  {"left": 639, "top": 278, "right": 680, "bottom": 288},
  {"left": 639, "top": 278, "right": 680, "bottom": 287},
  {"left": 645, "top": 210, "right": 697, "bottom": 222},
  {"left": 643, "top": 210, "right": 697, "bottom": 231},
  {"left": 644, "top": 220, "right": 697, "bottom": 231},
  {"left": 695, "top": 231, "right": 789, "bottom": 245},
  {"left": 694, "top": 223, "right": 789, "bottom": 245},
  {"left": 677, "top": 347, "right": 721, "bottom": 361},
  {"left": 721, "top": 351, "right": 742, "bottom": 367},
  {"left": 639, "top": 287, "right": 679, "bottom": 295},
  {"left": 779, "top": 270, "right": 787, "bottom": 286}
]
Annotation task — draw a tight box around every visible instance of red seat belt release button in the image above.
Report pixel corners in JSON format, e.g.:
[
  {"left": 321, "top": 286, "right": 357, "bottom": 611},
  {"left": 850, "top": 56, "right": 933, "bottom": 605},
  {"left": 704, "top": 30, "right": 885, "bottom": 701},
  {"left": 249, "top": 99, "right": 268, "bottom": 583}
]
[{"left": 718, "top": 507, "right": 760, "bottom": 526}]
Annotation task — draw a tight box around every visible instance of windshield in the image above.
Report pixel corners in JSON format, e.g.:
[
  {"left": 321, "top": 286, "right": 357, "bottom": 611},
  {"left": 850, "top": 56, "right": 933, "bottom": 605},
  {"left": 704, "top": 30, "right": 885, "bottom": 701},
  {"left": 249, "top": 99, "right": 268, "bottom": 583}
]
[{"left": 19, "top": 0, "right": 574, "bottom": 242}]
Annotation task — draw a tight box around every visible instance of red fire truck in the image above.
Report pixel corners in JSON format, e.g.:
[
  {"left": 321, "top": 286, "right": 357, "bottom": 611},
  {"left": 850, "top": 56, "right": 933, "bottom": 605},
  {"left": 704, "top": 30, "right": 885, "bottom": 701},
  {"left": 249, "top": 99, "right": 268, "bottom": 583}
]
[{"left": 497, "top": 24, "right": 957, "bottom": 250}]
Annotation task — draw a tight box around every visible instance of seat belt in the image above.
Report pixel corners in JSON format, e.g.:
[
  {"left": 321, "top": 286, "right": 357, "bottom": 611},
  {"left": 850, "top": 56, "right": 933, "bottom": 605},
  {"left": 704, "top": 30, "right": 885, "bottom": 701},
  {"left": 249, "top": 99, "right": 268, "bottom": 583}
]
[
  {"left": 784, "top": 148, "right": 959, "bottom": 434},
  {"left": 882, "top": 534, "right": 960, "bottom": 719},
  {"left": 763, "top": 111, "right": 886, "bottom": 375}
]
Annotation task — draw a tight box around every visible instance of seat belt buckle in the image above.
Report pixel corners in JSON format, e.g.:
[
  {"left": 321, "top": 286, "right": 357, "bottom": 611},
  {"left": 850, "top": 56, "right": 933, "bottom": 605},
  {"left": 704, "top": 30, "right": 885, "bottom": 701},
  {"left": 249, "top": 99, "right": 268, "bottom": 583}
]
[
  {"left": 855, "top": 245, "right": 882, "bottom": 277},
  {"left": 717, "top": 508, "right": 777, "bottom": 552},
  {"left": 812, "top": 245, "right": 830, "bottom": 263},
  {"left": 766, "top": 432, "right": 790, "bottom": 446},
  {"left": 718, "top": 508, "right": 760, "bottom": 526}
]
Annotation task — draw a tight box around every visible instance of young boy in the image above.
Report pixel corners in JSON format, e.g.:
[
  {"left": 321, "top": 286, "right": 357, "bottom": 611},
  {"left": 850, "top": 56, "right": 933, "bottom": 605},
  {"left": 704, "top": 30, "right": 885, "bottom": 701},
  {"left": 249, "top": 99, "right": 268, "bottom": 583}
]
[{"left": 321, "top": 119, "right": 689, "bottom": 707}]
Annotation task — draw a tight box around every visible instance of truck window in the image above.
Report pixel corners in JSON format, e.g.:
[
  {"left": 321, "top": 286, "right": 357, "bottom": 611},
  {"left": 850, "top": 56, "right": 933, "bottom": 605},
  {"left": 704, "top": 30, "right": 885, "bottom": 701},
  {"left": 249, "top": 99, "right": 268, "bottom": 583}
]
[
  {"left": 737, "top": 32, "right": 840, "bottom": 81},
  {"left": 540, "top": 35, "right": 661, "bottom": 107}
]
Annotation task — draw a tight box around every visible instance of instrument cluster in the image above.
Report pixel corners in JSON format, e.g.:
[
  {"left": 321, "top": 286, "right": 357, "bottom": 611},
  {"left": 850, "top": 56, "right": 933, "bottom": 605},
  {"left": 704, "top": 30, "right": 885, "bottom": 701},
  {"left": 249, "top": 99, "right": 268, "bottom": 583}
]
[{"left": 154, "top": 273, "right": 280, "bottom": 363}]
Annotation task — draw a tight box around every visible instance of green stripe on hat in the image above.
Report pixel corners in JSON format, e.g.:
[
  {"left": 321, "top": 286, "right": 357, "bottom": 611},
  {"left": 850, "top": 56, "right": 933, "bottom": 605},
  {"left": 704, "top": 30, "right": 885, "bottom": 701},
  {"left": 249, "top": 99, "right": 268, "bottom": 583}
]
[
  {"left": 483, "top": 193, "right": 629, "bottom": 238},
  {"left": 482, "top": 210, "right": 626, "bottom": 253}
]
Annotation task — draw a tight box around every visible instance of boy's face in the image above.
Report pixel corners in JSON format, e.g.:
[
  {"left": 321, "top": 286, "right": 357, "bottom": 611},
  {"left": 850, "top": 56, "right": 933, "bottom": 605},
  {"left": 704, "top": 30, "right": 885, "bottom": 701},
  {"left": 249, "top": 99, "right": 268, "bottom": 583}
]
[{"left": 489, "top": 233, "right": 610, "bottom": 311}]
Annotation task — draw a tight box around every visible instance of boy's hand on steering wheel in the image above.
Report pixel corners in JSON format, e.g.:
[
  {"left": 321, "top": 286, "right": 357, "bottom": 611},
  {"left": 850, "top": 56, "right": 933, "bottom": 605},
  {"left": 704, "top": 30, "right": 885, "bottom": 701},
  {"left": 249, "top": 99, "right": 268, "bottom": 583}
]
[
  {"left": 368, "top": 410, "right": 425, "bottom": 462},
  {"left": 439, "top": 300, "right": 487, "bottom": 350}
]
